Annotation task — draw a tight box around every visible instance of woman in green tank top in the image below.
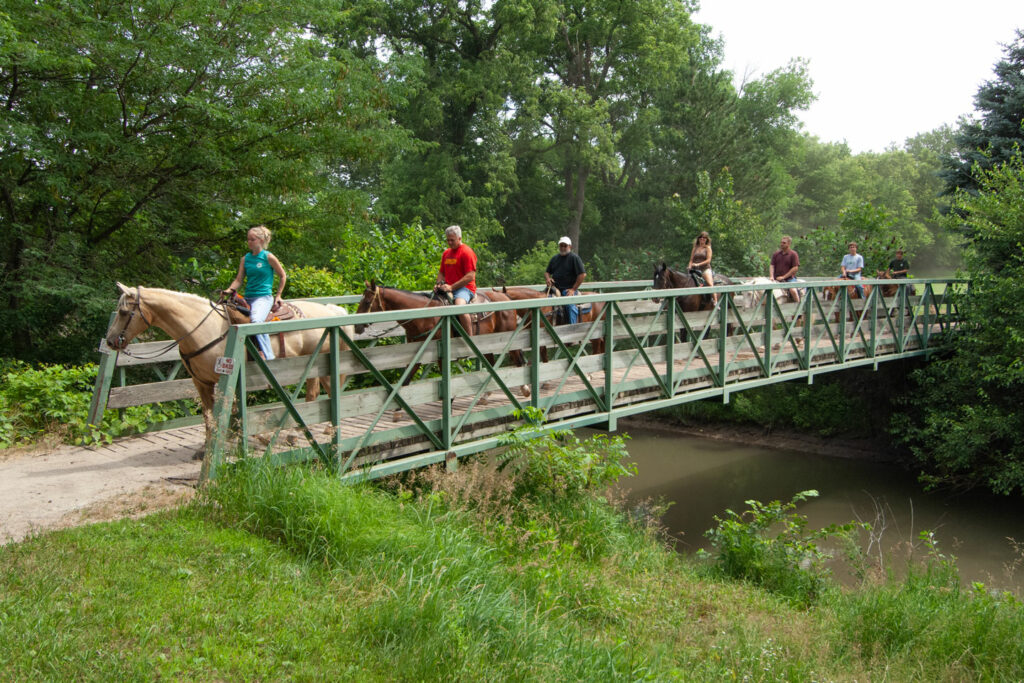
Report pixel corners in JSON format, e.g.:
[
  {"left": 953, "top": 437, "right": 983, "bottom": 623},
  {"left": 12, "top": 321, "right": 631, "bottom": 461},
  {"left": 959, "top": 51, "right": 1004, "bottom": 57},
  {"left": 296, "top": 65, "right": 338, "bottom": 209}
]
[{"left": 226, "top": 225, "right": 287, "bottom": 360}]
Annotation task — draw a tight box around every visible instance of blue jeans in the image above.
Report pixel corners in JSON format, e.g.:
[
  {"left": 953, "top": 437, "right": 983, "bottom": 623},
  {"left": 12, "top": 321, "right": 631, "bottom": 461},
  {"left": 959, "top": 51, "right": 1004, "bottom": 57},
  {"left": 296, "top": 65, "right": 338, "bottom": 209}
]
[
  {"left": 245, "top": 295, "right": 275, "bottom": 360},
  {"left": 452, "top": 287, "right": 475, "bottom": 304},
  {"left": 560, "top": 288, "right": 579, "bottom": 324}
]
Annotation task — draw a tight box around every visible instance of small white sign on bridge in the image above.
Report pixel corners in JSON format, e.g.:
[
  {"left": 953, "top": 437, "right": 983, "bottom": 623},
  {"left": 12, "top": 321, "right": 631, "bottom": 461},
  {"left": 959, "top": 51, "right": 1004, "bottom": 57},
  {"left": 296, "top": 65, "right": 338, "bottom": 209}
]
[{"left": 214, "top": 357, "right": 235, "bottom": 375}]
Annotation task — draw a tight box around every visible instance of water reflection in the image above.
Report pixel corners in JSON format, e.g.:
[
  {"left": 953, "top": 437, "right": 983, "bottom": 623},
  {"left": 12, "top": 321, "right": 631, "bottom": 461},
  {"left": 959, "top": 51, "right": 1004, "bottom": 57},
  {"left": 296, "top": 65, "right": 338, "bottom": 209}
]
[{"left": 607, "top": 426, "right": 1024, "bottom": 594}]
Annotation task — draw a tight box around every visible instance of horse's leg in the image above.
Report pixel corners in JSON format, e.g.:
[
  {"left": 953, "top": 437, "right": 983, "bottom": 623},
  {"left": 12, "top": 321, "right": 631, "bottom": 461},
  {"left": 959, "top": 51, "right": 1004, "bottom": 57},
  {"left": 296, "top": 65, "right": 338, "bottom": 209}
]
[{"left": 195, "top": 380, "right": 216, "bottom": 461}]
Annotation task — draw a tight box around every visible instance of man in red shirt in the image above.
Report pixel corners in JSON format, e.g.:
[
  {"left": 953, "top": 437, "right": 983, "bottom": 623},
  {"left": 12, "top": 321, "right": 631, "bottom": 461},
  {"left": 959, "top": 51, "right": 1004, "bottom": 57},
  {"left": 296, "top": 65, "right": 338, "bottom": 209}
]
[
  {"left": 769, "top": 235, "right": 801, "bottom": 303},
  {"left": 436, "top": 225, "right": 477, "bottom": 333}
]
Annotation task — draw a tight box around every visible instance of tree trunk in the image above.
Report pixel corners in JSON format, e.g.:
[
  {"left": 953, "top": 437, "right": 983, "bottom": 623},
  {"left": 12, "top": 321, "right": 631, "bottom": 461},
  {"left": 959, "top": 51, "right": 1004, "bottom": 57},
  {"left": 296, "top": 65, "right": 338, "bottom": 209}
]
[{"left": 564, "top": 165, "right": 588, "bottom": 253}]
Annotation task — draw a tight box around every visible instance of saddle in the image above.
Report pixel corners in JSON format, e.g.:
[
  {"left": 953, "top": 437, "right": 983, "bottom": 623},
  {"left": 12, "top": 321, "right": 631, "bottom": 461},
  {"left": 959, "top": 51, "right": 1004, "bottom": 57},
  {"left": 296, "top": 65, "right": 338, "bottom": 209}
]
[
  {"left": 222, "top": 291, "right": 303, "bottom": 357},
  {"left": 434, "top": 288, "right": 495, "bottom": 333},
  {"left": 548, "top": 289, "right": 590, "bottom": 325}
]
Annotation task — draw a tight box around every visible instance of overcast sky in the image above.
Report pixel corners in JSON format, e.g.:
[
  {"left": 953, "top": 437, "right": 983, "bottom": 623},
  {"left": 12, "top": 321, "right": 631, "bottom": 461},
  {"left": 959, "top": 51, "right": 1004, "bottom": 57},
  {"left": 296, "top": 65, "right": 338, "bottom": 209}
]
[{"left": 694, "top": 1, "right": 1023, "bottom": 153}]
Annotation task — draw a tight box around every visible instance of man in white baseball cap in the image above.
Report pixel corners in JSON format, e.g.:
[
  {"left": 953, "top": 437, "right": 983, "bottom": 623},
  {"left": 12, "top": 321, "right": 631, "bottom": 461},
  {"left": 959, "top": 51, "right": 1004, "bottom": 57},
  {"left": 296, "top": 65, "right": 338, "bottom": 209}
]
[{"left": 544, "top": 236, "right": 586, "bottom": 323}]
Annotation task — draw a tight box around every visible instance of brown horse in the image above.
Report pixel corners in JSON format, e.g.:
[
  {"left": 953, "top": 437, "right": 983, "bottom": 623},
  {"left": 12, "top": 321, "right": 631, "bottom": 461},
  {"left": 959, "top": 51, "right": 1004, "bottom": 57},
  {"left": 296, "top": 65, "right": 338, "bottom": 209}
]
[
  {"left": 497, "top": 285, "right": 606, "bottom": 357},
  {"left": 353, "top": 281, "right": 527, "bottom": 395},
  {"left": 104, "top": 283, "right": 352, "bottom": 457},
  {"left": 822, "top": 279, "right": 873, "bottom": 302},
  {"left": 875, "top": 270, "right": 900, "bottom": 298},
  {"left": 652, "top": 263, "right": 734, "bottom": 312},
  {"left": 353, "top": 281, "right": 517, "bottom": 339}
]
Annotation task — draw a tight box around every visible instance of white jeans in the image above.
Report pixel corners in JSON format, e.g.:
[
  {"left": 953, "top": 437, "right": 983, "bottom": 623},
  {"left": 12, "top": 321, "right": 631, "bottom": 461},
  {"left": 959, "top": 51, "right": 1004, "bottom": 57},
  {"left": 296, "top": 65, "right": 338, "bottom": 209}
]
[{"left": 245, "top": 295, "right": 275, "bottom": 360}]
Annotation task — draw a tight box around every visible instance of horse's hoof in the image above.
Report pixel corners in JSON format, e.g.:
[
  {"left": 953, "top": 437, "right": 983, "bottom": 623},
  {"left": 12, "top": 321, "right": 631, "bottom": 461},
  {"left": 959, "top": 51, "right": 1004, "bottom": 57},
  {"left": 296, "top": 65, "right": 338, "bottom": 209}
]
[
  {"left": 541, "top": 381, "right": 555, "bottom": 391},
  {"left": 392, "top": 410, "right": 402, "bottom": 422},
  {"left": 192, "top": 449, "right": 205, "bottom": 462},
  {"left": 520, "top": 385, "right": 531, "bottom": 398},
  {"left": 480, "top": 392, "right": 491, "bottom": 405}
]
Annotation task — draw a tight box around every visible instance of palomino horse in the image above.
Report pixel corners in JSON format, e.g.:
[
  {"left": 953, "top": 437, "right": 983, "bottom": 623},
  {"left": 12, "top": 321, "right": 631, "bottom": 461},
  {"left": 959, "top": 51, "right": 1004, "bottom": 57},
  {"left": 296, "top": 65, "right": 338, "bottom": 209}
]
[
  {"left": 352, "top": 281, "right": 527, "bottom": 396},
  {"left": 104, "top": 283, "right": 352, "bottom": 456},
  {"left": 497, "top": 285, "right": 606, "bottom": 356},
  {"left": 652, "top": 263, "right": 735, "bottom": 312}
]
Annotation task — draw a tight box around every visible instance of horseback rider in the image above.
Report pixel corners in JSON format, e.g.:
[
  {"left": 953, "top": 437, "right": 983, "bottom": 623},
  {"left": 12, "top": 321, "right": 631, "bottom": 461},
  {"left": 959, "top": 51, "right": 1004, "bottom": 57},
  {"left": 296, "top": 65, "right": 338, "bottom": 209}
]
[
  {"left": 840, "top": 241, "right": 866, "bottom": 299},
  {"left": 226, "top": 225, "right": 286, "bottom": 360},
  {"left": 688, "top": 231, "right": 716, "bottom": 305},
  {"left": 769, "top": 235, "right": 801, "bottom": 303},
  {"left": 544, "top": 236, "right": 586, "bottom": 324},
  {"left": 435, "top": 225, "right": 477, "bottom": 333}
]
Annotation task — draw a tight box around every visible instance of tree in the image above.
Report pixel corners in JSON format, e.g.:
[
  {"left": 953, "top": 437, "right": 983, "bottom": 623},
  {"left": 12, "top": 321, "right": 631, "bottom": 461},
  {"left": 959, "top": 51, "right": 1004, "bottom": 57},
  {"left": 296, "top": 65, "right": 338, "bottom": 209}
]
[
  {"left": 0, "top": 0, "right": 397, "bottom": 361},
  {"left": 894, "top": 154, "right": 1024, "bottom": 496},
  {"left": 942, "top": 29, "right": 1024, "bottom": 195}
]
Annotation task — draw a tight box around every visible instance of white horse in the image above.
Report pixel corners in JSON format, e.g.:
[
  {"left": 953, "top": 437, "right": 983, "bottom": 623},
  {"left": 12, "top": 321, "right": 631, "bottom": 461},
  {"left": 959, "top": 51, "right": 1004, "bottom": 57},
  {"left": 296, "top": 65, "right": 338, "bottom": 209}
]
[
  {"left": 104, "top": 283, "right": 353, "bottom": 457},
  {"left": 739, "top": 277, "right": 805, "bottom": 310}
]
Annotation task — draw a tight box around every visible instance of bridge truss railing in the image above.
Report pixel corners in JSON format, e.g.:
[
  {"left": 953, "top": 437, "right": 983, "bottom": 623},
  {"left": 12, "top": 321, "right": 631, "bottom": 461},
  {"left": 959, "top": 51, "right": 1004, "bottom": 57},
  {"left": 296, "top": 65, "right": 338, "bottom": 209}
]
[{"left": 198, "top": 277, "right": 962, "bottom": 482}]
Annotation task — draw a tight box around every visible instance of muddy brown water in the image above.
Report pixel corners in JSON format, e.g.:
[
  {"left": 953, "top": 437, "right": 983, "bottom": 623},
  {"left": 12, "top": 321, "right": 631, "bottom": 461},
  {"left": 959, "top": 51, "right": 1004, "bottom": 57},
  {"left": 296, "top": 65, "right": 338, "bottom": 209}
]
[{"left": 607, "top": 426, "right": 1024, "bottom": 595}]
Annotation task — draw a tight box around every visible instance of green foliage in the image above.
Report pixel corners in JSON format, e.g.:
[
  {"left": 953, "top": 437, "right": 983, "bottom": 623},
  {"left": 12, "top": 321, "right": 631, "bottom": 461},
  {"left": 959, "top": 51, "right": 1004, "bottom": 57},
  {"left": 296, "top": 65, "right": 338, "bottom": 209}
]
[
  {"left": 0, "top": 360, "right": 186, "bottom": 447},
  {"left": 505, "top": 241, "right": 558, "bottom": 286},
  {"left": 701, "top": 491, "right": 864, "bottom": 607},
  {"left": 497, "top": 408, "right": 637, "bottom": 499},
  {"left": 676, "top": 169, "right": 774, "bottom": 276},
  {"left": 665, "top": 377, "right": 875, "bottom": 437},
  {"left": 786, "top": 133, "right": 959, "bottom": 275},
  {"left": 283, "top": 266, "right": 348, "bottom": 299},
  {"left": 0, "top": 0, "right": 399, "bottom": 362},
  {"left": 797, "top": 200, "right": 902, "bottom": 277},
  {"left": 328, "top": 222, "right": 446, "bottom": 293},
  {"left": 897, "top": 154, "right": 1024, "bottom": 495}
]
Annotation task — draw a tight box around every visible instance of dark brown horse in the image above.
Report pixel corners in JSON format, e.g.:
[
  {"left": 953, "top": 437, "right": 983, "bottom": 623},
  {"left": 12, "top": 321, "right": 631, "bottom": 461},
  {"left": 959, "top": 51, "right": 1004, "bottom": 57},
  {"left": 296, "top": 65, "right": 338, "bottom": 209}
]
[
  {"left": 652, "top": 263, "right": 734, "bottom": 312},
  {"left": 353, "top": 281, "right": 526, "bottom": 396},
  {"left": 497, "top": 285, "right": 607, "bottom": 356}
]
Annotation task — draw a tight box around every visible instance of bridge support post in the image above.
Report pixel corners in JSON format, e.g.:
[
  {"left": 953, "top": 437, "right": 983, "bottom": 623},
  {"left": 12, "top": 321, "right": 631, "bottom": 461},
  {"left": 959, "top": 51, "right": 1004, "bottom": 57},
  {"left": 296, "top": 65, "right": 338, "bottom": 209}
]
[
  {"left": 604, "top": 301, "right": 616, "bottom": 431},
  {"left": 201, "top": 326, "right": 243, "bottom": 483},
  {"left": 88, "top": 345, "right": 117, "bottom": 427},
  {"left": 530, "top": 308, "right": 540, "bottom": 409},
  {"left": 440, "top": 316, "right": 452, "bottom": 450},
  {"left": 445, "top": 450, "right": 458, "bottom": 473}
]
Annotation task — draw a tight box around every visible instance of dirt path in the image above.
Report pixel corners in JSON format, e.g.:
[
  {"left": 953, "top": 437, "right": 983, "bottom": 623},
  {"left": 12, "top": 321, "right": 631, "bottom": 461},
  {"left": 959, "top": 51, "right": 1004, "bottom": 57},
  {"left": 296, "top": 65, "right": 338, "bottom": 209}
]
[{"left": 0, "top": 425, "right": 204, "bottom": 545}]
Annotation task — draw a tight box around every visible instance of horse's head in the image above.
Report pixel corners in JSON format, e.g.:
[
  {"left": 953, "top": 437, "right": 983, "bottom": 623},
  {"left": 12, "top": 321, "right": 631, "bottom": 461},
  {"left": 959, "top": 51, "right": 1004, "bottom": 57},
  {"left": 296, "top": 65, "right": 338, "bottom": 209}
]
[
  {"left": 652, "top": 263, "right": 673, "bottom": 303},
  {"left": 105, "top": 282, "right": 152, "bottom": 350},
  {"left": 876, "top": 269, "right": 891, "bottom": 279},
  {"left": 353, "top": 280, "right": 384, "bottom": 334}
]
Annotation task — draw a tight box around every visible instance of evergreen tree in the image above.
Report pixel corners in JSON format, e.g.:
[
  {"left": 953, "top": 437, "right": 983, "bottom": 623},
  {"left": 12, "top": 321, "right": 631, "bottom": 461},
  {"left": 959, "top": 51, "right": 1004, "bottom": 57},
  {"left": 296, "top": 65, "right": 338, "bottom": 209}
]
[{"left": 942, "top": 29, "right": 1024, "bottom": 195}]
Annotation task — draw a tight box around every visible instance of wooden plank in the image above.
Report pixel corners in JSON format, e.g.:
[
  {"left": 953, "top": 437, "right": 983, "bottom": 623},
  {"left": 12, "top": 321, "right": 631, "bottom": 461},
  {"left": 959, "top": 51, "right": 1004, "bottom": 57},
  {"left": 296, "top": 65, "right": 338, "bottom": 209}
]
[{"left": 107, "top": 378, "right": 199, "bottom": 408}]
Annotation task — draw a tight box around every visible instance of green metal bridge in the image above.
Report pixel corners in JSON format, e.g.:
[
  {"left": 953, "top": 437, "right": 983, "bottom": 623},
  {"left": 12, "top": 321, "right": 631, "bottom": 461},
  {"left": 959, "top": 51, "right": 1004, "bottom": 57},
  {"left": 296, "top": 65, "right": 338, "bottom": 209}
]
[{"left": 89, "top": 278, "right": 962, "bottom": 483}]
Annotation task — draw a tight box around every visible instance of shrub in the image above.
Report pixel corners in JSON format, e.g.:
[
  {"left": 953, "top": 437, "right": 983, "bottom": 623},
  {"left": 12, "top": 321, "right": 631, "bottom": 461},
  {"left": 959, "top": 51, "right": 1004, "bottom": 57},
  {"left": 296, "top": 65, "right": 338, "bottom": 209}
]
[
  {"left": 497, "top": 407, "right": 637, "bottom": 499},
  {"left": 0, "top": 359, "right": 187, "bottom": 447},
  {"left": 700, "top": 490, "right": 864, "bottom": 607}
]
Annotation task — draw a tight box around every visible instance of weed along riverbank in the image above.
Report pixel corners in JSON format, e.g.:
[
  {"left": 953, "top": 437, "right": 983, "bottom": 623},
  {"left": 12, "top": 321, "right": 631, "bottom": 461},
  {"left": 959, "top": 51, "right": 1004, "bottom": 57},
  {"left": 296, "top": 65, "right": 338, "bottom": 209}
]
[{"left": 2, "top": 422, "right": 1023, "bottom": 680}]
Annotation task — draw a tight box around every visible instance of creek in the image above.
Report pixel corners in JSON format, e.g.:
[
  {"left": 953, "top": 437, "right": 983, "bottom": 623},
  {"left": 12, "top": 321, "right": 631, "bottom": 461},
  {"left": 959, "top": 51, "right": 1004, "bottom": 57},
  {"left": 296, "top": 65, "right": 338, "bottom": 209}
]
[{"left": 608, "top": 423, "right": 1024, "bottom": 595}]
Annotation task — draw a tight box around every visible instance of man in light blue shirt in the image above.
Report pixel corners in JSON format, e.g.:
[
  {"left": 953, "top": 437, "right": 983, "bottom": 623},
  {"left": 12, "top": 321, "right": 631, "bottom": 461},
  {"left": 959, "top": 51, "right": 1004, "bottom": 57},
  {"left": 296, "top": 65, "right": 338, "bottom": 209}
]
[{"left": 840, "top": 241, "right": 865, "bottom": 299}]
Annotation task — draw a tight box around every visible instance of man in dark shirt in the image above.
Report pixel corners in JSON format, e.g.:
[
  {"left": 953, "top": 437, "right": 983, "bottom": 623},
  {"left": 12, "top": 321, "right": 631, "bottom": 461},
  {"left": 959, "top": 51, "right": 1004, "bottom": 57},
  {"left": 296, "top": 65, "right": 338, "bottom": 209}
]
[
  {"left": 545, "top": 236, "right": 586, "bottom": 324},
  {"left": 888, "top": 249, "right": 910, "bottom": 278},
  {"left": 769, "top": 236, "right": 801, "bottom": 303}
]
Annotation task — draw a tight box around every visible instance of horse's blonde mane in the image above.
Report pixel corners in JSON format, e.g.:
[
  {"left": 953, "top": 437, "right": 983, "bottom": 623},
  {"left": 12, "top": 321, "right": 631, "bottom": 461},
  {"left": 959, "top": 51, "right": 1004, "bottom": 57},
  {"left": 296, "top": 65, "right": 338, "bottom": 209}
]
[{"left": 121, "top": 286, "right": 212, "bottom": 305}]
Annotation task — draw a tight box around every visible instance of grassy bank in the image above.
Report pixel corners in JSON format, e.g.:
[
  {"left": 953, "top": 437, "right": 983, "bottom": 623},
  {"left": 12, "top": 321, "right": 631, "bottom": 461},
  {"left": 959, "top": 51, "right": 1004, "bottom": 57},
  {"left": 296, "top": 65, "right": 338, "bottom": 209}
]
[{"left": 2, "top": 444, "right": 1022, "bottom": 681}]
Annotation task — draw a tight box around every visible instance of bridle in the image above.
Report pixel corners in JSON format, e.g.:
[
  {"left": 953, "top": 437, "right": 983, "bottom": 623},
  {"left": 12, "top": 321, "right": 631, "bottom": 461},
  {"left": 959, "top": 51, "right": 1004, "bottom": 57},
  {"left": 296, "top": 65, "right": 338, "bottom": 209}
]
[{"left": 113, "top": 286, "right": 154, "bottom": 351}]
